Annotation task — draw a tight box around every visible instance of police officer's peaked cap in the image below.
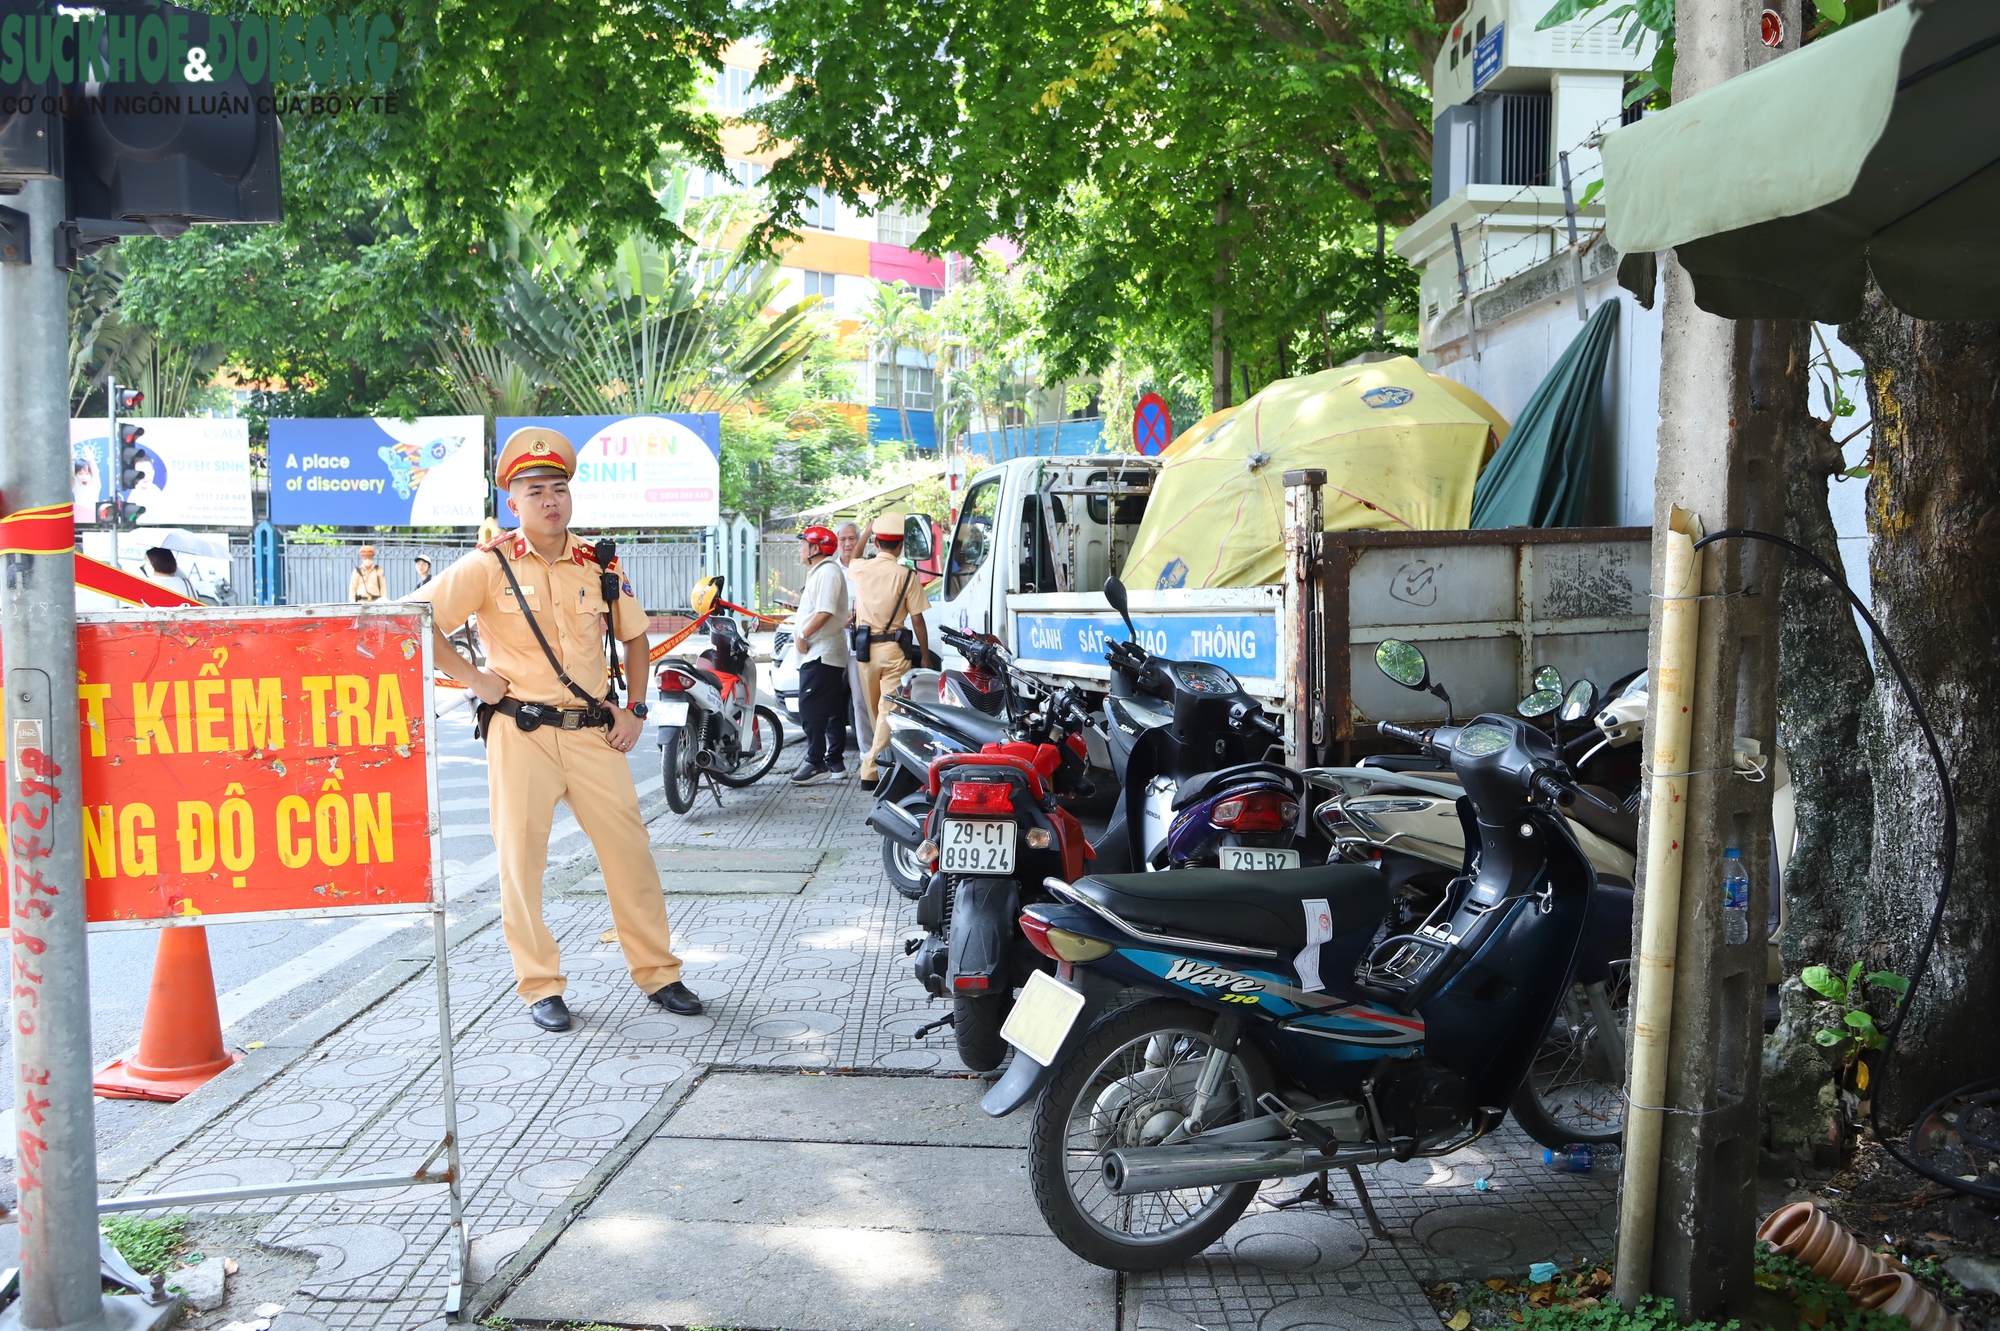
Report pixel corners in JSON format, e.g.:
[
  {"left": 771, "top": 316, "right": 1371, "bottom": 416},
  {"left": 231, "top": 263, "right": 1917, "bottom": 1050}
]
[
  {"left": 872, "top": 511, "right": 909, "bottom": 539},
  {"left": 499, "top": 427, "right": 577, "bottom": 487}
]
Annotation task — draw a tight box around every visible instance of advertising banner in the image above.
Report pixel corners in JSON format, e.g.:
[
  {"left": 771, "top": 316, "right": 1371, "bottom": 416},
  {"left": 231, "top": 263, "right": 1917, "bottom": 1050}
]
[
  {"left": 71, "top": 418, "right": 253, "bottom": 527},
  {"left": 495, "top": 414, "right": 721, "bottom": 529},
  {"left": 0, "top": 606, "right": 438, "bottom": 926},
  {"left": 268, "top": 416, "right": 486, "bottom": 526}
]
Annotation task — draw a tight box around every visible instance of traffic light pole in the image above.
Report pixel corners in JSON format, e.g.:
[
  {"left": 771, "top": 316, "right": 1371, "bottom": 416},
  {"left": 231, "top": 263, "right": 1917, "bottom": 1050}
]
[{"left": 0, "top": 182, "right": 166, "bottom": 1331}]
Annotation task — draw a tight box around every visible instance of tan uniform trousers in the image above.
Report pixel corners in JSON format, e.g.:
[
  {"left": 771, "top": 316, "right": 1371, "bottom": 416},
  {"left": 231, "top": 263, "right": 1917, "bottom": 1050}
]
[
  {"left": 856, "top": 640, "right": 912, "bottom": 780},
  {"left": 486, "top": 717, "right": 682, "bottom": 1002}
]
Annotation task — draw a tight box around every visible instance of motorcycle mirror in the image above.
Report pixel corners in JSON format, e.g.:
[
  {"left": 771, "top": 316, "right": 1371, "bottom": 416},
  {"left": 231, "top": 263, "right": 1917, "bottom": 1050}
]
[
  {"left": 1518, "top": 688, "right": 1563, "bottom": 718},
  {"left": 1103, "top": 575, "right": 1138, "bottom": 639},
  {"left": 902, "top": 514, "right": 933, "bottom": 562},
  {"left": 1558, "top": 678, "right": 1600, "bottom": 723},
  {"left": 1375, "top": 639, "right": 1430, "bottom": 691},
  {"left": 1532, "top": 663, "right": 1563, "bottom": 693}
]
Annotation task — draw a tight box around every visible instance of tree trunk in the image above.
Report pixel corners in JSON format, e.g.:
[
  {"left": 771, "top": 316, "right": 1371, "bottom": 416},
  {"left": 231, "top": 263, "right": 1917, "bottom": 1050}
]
[
  {"left": 1838, "top": 288, "right": 2000, "bottom": 1124},
  {"left": 1765, "top": 322, "right": 1877, "bottom": 1154}
]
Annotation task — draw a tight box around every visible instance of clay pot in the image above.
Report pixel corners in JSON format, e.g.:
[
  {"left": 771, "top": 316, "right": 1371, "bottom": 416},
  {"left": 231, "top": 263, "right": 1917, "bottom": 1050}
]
[{"left": 1853, "top": 1271, "right": 1960, "bottom": 1331}]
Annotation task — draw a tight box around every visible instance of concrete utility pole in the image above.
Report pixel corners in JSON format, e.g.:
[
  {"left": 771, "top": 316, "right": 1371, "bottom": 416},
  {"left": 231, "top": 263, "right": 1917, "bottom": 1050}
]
[
  {"left": 1, "top": 175, "right": 100, "bottom": 1331},
  {"left": 1612, "top": 0, "right": 1801, "bottom": 1316}
]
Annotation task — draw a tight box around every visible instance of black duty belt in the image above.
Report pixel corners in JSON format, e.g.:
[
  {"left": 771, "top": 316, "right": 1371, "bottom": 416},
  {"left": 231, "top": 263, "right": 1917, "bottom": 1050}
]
[{"left": 486, "top": 698, "right": 611, "bottom": 732}]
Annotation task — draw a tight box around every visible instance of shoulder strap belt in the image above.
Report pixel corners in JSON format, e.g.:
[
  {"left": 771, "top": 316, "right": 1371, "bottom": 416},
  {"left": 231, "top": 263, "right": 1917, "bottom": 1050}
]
[
  {"left": 491, "top": 546, "right": 605, "bottom": 710},
  {"left": 864, "top": 566, "right": 918, "bottom": 633}
]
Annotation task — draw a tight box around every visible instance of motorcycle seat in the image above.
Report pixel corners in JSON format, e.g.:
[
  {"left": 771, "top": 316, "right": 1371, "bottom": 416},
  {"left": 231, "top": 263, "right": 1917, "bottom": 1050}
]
[
  {"left": 1071, "top": 865, "right": 1389, "bottom": 954},
  {"left": 900, "top": 698, "right": 1012, "bottom": 749}
]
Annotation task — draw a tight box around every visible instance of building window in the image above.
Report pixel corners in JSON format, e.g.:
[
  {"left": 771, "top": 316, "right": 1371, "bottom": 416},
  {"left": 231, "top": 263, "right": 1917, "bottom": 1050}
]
[
  {"left": 914, "top": 286, "right": 942, "bottom": 310},
  {"left": 802, "top": 186, "right": 836, "bottom": 231},
  {"left": 875, "top": 363, "right": 936, "bottom": 411},
  {"left": 717, "top": 66, "right": 765, "bottom": 114},
  {"left": 876, "top": 207, "right": 929, "bottom": 248},
  {"left": 801, "top": 270, "right": 836, "bottom": 303},
  {"left": 691, "top": 160, "right": 766, "bottom": 197}
]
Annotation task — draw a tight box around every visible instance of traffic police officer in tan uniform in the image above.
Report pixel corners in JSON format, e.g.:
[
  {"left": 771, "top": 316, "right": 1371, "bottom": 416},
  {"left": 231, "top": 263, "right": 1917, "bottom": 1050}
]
[
  {"left": 850, "top": 512, "right": 930, "bottom": 789},
  {"left": 418, "top": 427, "right": 702, "bottom": 1031}
]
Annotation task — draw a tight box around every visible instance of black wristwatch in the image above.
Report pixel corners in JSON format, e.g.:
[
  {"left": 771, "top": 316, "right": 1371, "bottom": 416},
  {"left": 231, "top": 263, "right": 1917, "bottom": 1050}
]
[{"left": 628, "top": 701, "right": 649, "bottom": 720}]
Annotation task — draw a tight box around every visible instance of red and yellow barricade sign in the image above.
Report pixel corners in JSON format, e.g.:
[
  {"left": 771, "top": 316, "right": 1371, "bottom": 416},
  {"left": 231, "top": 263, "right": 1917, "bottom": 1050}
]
[{"left": 3, "top": 605, "right": 438, "bottom": 926}]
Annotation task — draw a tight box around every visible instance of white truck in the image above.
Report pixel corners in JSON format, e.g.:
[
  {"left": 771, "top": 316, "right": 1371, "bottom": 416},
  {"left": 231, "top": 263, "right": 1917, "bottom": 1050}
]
[{"left": 922, "top": 454, "right": 1654, "bottom": 765}]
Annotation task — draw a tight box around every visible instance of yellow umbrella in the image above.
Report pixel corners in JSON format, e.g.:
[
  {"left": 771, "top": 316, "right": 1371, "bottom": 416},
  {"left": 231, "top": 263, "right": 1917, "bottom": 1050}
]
[
  {"left": 1160, "top": 406, "right": 1240, "bottom": 458},
  {"left": 1124, "top": 357, "right": 1497, "bottom": 591}
]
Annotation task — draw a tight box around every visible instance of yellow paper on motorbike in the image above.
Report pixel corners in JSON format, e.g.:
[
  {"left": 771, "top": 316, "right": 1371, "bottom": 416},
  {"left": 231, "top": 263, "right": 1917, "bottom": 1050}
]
[{"left": 1124, "top": 359, "right": 1500, "bottom": 591}]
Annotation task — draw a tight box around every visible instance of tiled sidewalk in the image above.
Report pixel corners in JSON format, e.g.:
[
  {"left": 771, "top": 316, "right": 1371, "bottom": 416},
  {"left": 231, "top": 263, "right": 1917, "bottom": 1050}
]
[{"left": 113, "top": 770, "right": 1621, "bottom": 1331}]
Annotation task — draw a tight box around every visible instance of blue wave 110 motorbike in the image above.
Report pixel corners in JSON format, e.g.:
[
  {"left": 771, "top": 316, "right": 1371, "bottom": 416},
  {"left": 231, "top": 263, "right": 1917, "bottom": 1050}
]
[{"left": 981, "top": 638, "right": 1613, "bottom": 1271}]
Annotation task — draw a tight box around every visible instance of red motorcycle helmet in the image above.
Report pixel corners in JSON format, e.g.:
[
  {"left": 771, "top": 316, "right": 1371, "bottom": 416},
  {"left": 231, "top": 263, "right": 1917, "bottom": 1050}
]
[{"left": 799, "top": 525, "right": 838, "bottom": 556}]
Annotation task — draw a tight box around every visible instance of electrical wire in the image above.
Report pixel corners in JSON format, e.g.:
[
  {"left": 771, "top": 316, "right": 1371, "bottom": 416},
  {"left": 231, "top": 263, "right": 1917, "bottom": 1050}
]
[{"left": 1690, "top": 528, "right": 1995, "bottom": 1203}]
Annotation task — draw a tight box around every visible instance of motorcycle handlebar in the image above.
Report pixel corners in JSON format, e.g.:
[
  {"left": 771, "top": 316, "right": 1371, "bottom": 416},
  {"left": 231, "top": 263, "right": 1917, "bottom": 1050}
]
[
  {"left": 1377, "top": 721, "right": 1431, "bottom": 747},
  {"left": 1531, "top": 769, "right": 1576, "bottom": 808}
]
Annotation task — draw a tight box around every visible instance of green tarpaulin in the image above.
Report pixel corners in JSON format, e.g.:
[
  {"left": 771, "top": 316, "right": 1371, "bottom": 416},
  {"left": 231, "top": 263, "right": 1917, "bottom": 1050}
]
[
  {"left": 1600, "top": 0, "right": 2000, "bottom": 321},
  {"left": 1470, "top": 299, "right": 1619, "bottom": 529}
]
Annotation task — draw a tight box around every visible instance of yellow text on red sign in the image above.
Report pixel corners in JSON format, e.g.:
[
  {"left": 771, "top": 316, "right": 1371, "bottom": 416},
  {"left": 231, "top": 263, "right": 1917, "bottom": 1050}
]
[{"left": 4, "top": 608, "right": 436, "bottom": 922}]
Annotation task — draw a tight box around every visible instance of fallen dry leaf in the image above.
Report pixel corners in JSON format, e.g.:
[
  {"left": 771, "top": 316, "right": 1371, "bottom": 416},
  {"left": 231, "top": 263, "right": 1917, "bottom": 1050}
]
[
  {"left": 1486, "top": 1278, "right": 1512, "bottom": 1292},
  {"left": 1447, "top": 1312, "right": 1471, "bottom": 1331},
  {"left": 222, "top": 1258, "right": 238, "bottom": 1275},
  {"left": 600, "top": 927, "right": 619, "bottom": 943}
]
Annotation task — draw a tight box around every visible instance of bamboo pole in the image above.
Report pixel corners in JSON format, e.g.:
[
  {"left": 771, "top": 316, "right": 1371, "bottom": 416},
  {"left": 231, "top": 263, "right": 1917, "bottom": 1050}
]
[{"left": 1614, "top": 503, "right": 1706, "bottom": 1303}]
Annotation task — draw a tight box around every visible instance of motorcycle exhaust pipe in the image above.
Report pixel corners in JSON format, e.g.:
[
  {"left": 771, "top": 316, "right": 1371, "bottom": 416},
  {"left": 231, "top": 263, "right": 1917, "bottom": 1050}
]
[
  {"left": 1103, "top": 1141, "right": 1395, "bottom": 1196},
  {"left": 694, "top": 749, "right": 724, "bottom": 771}
]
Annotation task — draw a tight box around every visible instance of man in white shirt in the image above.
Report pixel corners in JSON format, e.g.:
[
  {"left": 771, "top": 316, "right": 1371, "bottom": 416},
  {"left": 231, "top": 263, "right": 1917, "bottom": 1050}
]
[
  {"left": 790, "top": 525, "right": 851, "bottom": 785},
  {"left": 834, "top": 521, "right": 870, "bottom": 759}
]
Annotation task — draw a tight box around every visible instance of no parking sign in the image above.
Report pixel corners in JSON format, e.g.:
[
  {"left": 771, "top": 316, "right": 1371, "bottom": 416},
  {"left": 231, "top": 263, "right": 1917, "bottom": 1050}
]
[{"left": 1133, "top": 394, "right": 1172, "bottom": 456}]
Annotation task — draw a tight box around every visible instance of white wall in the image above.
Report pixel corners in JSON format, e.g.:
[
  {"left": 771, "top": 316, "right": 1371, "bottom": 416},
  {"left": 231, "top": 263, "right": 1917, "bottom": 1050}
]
[{"left": 1430, "top": 275, "right": 1660, "bottom": 527}]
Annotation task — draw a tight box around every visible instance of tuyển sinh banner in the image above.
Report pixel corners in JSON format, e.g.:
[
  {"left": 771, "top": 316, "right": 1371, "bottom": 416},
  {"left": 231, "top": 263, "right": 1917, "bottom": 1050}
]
[{"left": 0, "top": 606, "right": 438, "bottom": 925}]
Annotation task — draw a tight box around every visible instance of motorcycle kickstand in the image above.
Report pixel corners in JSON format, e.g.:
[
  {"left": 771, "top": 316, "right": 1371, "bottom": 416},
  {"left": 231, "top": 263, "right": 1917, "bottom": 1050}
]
[
  {"left": 1272, "top": 1170, "right": 1338, "bottom": 1212},
  {"left": 912, "top": 1011, "right": 956, "bottom": 1041},
  {"left": 1345, "top": 1165, "right": 1393, "bottom": 1241}
]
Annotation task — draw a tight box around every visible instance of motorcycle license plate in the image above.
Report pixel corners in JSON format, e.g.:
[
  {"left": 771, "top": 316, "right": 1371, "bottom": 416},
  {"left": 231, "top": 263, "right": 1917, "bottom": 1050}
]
[
  {"left": 1002, "top": 970, "right": 1087, "bottom": 1066},
  {"left": 657, "top": 699, "right": 689, "bottom": 727},
  {"left": 940, "top": 819, "right": 1015, "bottom": 874},
  {"left": 1221, "top": 847, "right": 1300, "bottom": 872}
]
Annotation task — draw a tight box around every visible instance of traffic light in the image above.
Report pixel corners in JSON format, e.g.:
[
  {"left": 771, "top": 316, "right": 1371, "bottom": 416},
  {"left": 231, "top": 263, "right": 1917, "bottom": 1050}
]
[
  {"left": 113, "top": 500, "right": 146, "bottom": 529},
  {"left": 117, "top": 422, "right": 146, "bottom": 491},
  {"left": 115, "top": 387, "right": 143, "bottom": 415},
  {"left": 67, "top": 1, "right": 282, "bottom": 246}
]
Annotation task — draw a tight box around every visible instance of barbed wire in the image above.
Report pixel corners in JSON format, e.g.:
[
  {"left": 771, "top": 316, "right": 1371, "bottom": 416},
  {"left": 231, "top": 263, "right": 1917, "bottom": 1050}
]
[{"left": 1436, "top": 109, "right": 1626, "bottom": 311}]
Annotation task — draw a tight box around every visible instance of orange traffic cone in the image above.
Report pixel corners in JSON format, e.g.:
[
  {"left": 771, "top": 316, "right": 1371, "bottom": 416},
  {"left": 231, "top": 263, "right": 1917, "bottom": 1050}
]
[{"left": 94, "top": 926, "right": 244, "bottom": 1101}]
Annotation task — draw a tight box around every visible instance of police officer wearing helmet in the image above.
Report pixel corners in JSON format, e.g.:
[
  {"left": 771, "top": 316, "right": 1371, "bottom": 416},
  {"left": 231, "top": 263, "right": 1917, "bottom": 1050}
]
[{"left": 415, "top": 427, "right": 702, "bottom": 1032}]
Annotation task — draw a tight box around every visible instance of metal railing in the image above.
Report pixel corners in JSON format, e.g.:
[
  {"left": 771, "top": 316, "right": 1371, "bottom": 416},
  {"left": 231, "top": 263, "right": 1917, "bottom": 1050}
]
[{"left": 243, "top": 537, "right": 706, "bottom": 612}]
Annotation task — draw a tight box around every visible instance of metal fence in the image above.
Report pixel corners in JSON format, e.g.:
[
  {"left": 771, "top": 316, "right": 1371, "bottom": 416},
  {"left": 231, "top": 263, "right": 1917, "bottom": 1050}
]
[
  {"left": 762, "top": 536, "right": 806, "bottom": 608},
  {"left": 241, "top": 537, "right": 707, "bottom": 612}
]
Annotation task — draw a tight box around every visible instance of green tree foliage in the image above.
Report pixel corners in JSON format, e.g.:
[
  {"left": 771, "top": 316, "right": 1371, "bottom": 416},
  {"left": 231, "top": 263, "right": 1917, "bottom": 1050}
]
[
  {"left": 454, "top": 184, "right": 821, "bottom": 420},
  {"left": 118, "top": 216, "right": 451, "bottom": 422},
  {"left": 717, "top": 341, "right": 891, "bottom": 519},
  {"left": 272, "top": 0, "right": 742, "bottom": 276},
  {"left": 748, "top": 0, "right": 1439, "bottom": 405}
]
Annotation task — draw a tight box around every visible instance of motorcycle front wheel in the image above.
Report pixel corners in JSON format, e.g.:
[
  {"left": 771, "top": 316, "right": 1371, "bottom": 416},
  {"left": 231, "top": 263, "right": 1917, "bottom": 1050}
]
[
  {"left": 1028, "top": 999, "right": 1268, "bottom": 1271},
  {"left": 1510, "top": 963, "right": 1630, "bottom": 1149},
  {"left": 715, "top": 705, "right": 785, "bottom": 788},
  {"left": 660, "top": 723, "right": 700, "bottom": 814}
]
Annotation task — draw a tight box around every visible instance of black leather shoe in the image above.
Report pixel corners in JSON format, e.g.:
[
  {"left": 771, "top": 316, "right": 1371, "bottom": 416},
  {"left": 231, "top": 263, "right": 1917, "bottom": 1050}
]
[
  {"left": 528, "top": 996, "right": 572, "bottom": 1031},
  {"left": 649, "top": 981, "right": 705, "bottom": 1016}
]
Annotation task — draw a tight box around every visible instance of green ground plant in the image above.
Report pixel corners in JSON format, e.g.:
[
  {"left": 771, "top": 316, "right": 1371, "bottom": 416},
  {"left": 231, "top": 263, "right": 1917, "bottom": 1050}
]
[{"left": 100, "top": 1215, "right": 187, "bottom": 1275}]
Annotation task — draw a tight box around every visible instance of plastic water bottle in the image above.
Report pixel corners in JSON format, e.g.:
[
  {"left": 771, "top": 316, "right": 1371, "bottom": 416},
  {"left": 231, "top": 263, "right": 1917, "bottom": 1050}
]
[
  {"left": 1722, "top": 846, "right": 1750, "bottom": 945},
  {"left": 1544, "top": 1144, "right": 1594, "bottom": 1172}
]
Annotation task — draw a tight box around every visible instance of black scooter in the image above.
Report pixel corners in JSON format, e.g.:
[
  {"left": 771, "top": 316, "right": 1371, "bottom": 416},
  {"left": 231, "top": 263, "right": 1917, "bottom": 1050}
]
[{"left": 982, "top": 638, "right": 1616, "bottom": 1273}]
